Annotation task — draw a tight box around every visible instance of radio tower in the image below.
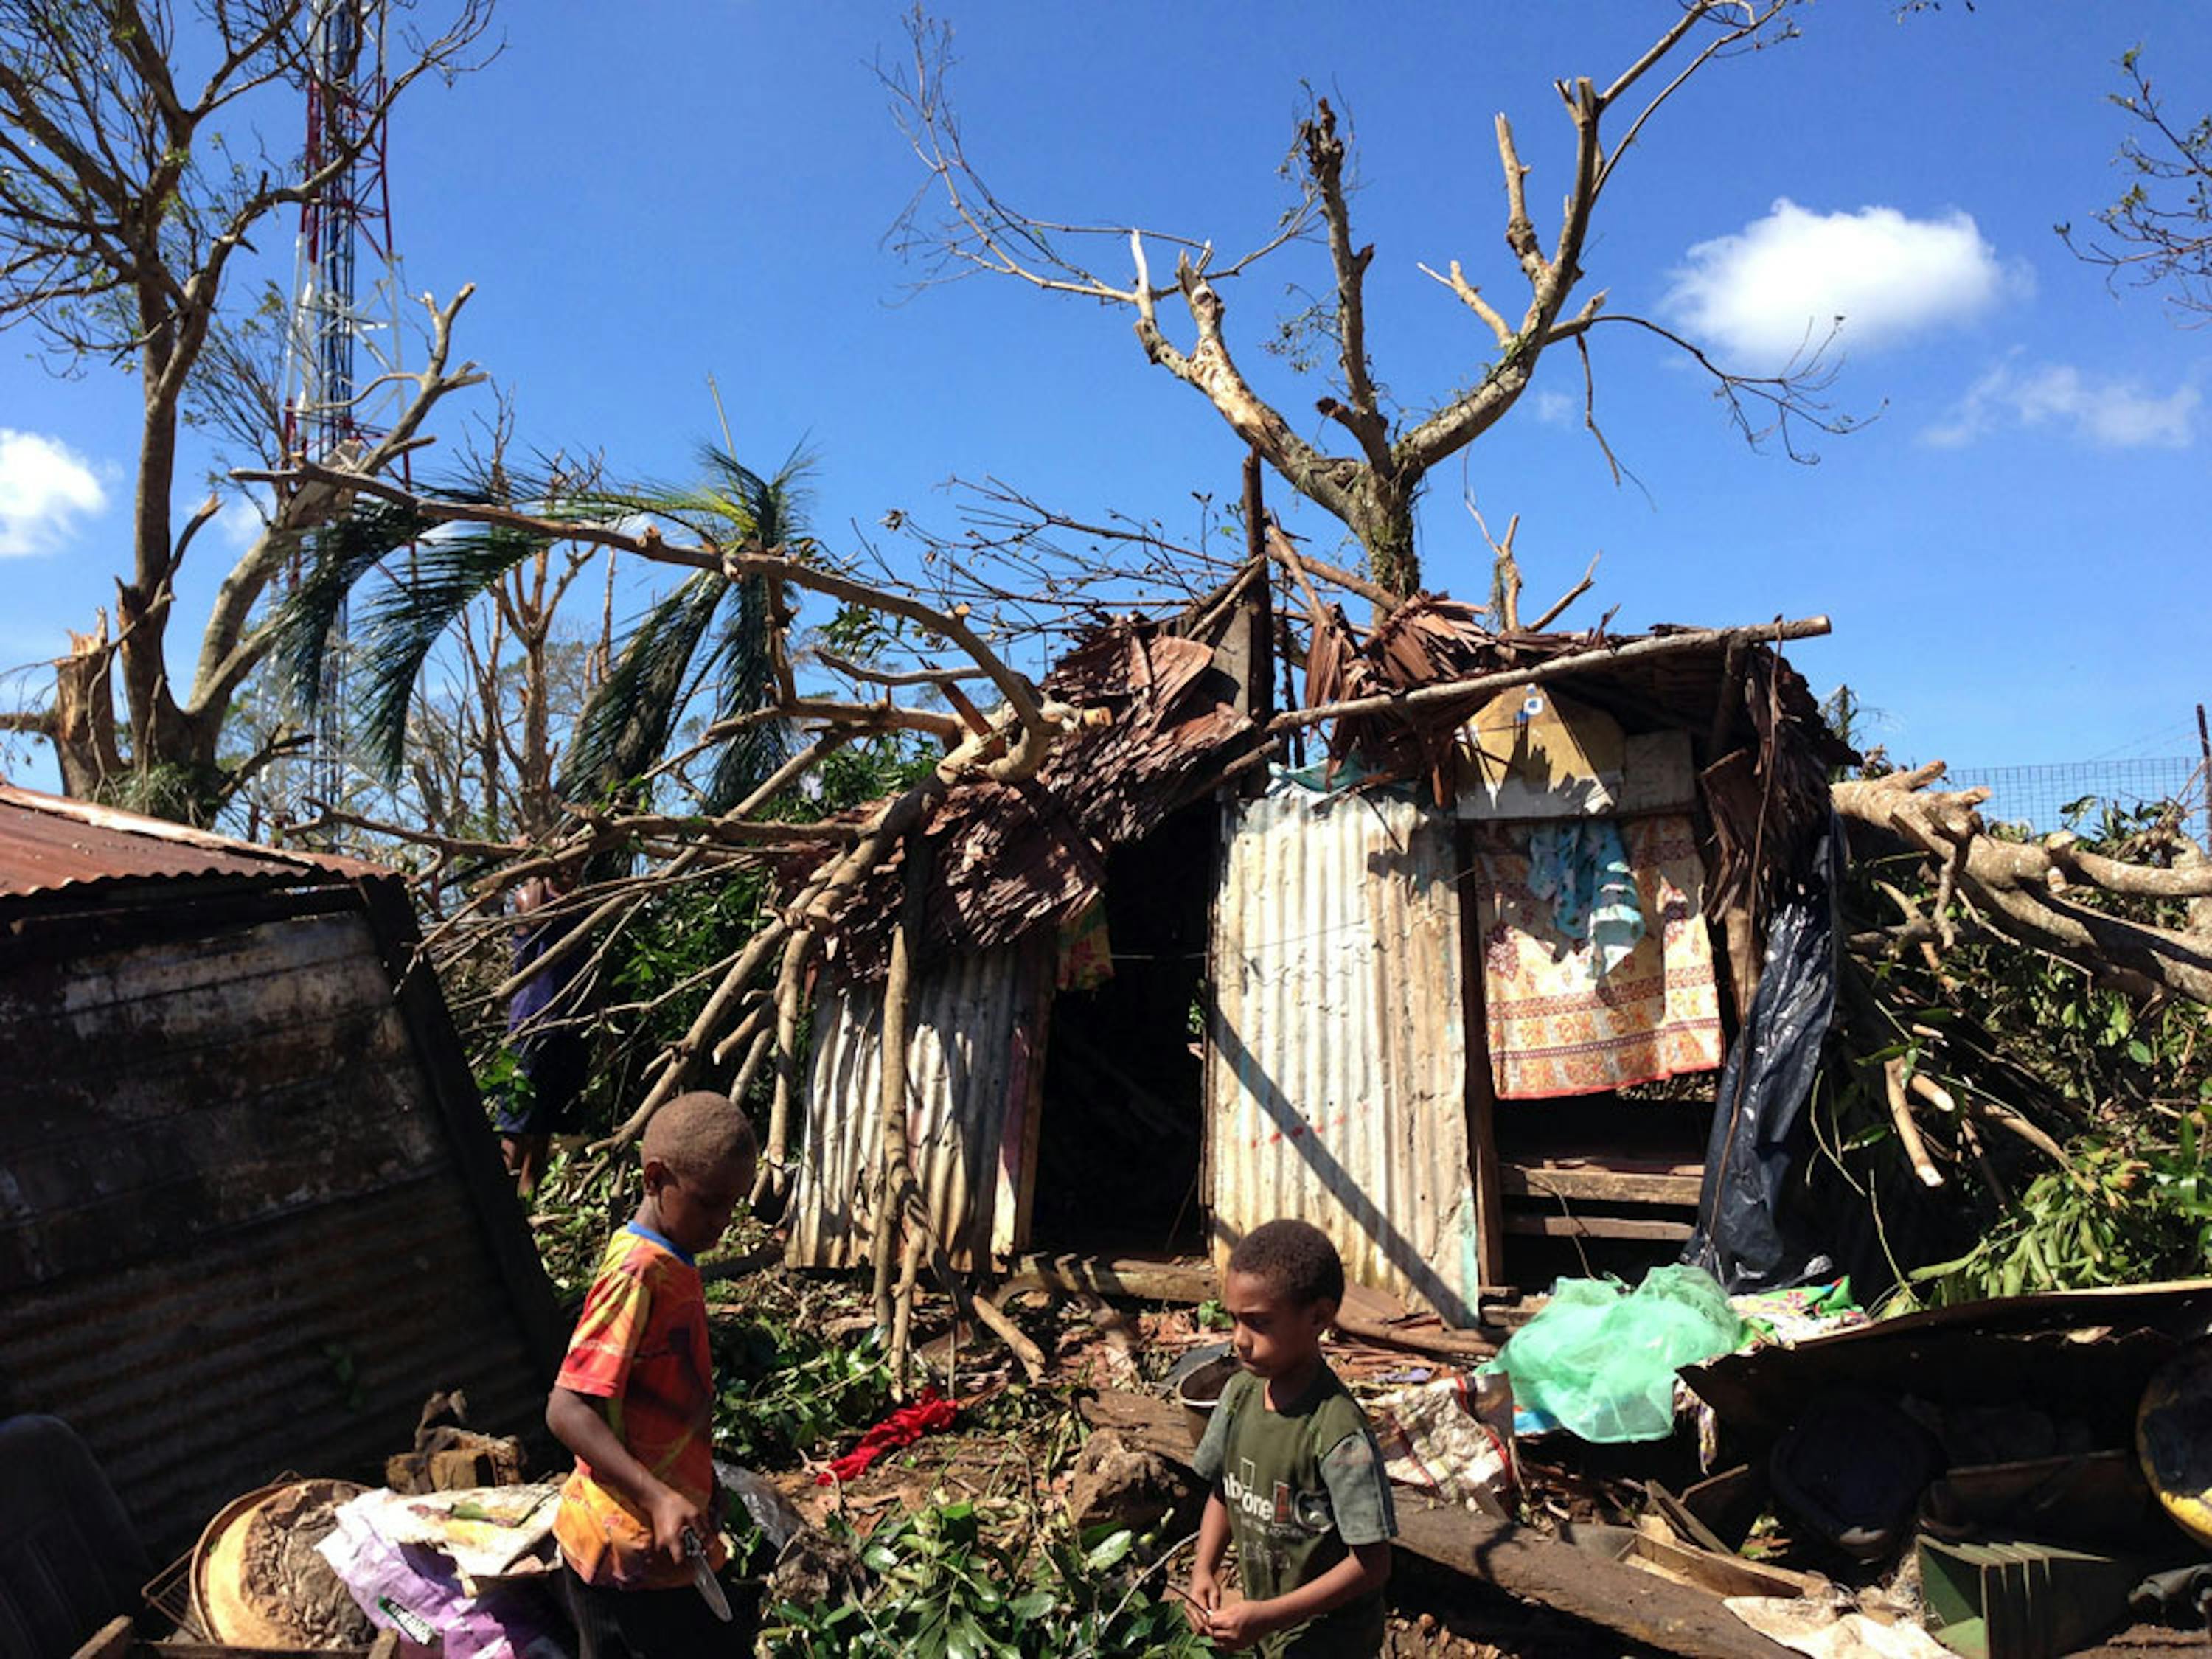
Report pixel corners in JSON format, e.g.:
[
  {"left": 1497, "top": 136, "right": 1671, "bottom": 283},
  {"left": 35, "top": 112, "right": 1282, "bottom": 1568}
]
[{"left": 282, "top": 0, "right": 406, "bottom": 812}]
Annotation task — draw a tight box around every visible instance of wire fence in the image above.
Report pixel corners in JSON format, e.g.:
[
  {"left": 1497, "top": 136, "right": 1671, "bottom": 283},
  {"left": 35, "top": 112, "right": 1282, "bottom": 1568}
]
[{"left": 1946, "top": 754, "right": 2211, "bottom": 838}]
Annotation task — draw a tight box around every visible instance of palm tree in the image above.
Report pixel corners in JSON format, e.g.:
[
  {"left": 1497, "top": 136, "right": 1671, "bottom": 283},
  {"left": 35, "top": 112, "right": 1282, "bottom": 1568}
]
[{"left": 273, "top": 443, "right": 815, "bottom": 821}]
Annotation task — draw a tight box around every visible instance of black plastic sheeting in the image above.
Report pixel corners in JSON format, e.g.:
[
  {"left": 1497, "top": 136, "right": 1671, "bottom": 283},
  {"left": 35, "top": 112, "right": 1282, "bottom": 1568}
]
[{"left": 1683, "top": 815, "right": 1840, "bottom": 1291}]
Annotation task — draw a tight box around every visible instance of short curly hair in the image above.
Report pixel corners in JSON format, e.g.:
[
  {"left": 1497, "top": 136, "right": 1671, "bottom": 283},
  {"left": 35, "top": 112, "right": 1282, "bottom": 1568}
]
[
  {"left": 642, "top": 1091, "right": 757, "bottom": 1183},
  {"left": 1227, "top": 1219, "right": 1345, "bottom": 1309}
]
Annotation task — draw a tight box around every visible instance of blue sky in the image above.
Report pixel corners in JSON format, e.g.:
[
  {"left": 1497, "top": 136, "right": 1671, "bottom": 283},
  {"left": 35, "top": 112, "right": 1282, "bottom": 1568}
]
[{"left": 4, "top": 1, "right": 2210, "bottom": 796}]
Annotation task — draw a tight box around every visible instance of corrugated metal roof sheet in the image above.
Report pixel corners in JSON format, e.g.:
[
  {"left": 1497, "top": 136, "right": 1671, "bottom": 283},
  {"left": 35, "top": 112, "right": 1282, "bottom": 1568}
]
[
  {"left": 0, "top": 889, "right": 552, "bottom": 1556},
  {"left": 1206, "top": 783, "right": 1482, "bottom": 1326},
  {"left": 786, "top": 941, "right": 1048, "bottom": 1270},
  {"left": 0, "top": 784, "right": 382, "bottom": 900}
]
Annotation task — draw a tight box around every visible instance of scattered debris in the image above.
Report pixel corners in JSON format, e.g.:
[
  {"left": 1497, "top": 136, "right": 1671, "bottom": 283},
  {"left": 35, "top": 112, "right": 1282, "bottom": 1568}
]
[
  {"left": 385, "top": 1389, "right": 527, "bottom": 1495},
  {"left": 192, "top": 1478, "right": 377, "bottom": 1650},
  {"left": 1067, "top": 1427, "right": 1202, "bottom": 1535}
]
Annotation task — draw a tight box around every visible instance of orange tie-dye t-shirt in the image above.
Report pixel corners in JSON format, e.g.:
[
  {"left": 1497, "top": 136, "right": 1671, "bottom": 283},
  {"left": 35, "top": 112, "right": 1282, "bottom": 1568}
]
[{"left": 552, "top": 1225, "right": 724, "bottom": 1589}]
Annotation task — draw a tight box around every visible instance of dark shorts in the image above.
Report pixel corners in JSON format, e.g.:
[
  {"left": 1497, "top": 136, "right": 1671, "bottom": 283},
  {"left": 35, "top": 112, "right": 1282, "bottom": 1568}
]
[
  {"left": 562, "top": 1565, "right": 747, "bottom": 1659},
  {"left": 490, "top": 1029, "right": 590, "bottom": 1137}
]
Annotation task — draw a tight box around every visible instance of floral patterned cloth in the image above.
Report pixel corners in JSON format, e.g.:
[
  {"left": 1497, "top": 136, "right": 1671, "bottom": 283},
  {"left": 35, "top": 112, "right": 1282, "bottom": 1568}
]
[{"left": 1473, "top": 813, "right": 1724, "bottom": 1099}]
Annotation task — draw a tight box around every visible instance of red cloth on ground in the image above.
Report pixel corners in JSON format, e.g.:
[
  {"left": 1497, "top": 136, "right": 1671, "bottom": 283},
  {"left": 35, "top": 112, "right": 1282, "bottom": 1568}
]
[{"left": 816, "top": 1388, "right": 959, "bottom": 1485}]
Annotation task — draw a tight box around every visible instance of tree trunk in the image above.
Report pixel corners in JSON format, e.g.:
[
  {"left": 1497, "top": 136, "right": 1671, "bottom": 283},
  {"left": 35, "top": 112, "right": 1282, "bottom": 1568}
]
[
  {"left": 52, "top": 624, "right": 122, "bottom": 799},
  {"left": 121, "top": 359, "right": 186, "bottom": 765},
  {"left": 871, "top": 826, "right": 933, "bottom": 1335},
  {"left": 1346, "top": 471, "right": 1420, "bottom": 599}
]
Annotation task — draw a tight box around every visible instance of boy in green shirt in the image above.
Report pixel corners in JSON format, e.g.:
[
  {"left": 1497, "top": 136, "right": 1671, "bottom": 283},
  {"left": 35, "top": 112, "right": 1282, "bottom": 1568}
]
[{"left": 1185, "top": 1220, "right": 1397, "bottom": 1656}]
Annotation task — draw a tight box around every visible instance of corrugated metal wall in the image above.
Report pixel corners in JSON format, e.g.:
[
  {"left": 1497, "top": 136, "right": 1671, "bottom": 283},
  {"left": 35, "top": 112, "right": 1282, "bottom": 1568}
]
[
  {"left": 1207, "top": 785, "right": 1482, "bottom": 1327},
  {"left": 0, "top": 897, "right": 551, "bottom": 1557},
  {"left": 786, "top": 942, "right": 1047, "bottom": 1271}
]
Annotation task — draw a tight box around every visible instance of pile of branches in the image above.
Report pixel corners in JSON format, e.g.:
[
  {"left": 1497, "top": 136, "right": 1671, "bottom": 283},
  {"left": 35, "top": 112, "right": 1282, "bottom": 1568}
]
[{"left": 1822, "top": 765, "right": 2212, "bottom": 1301}]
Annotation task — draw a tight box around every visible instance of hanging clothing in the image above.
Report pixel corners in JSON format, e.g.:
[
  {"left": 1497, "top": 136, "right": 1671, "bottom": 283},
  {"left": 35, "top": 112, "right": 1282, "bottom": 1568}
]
[
  {"left": 1472, "top": 813, "right": 1725, "bottom": 1099},
  {"left": 1526, "top": 818, "right": 1644, "bottom": 978},
  {"left": 1055, "top": 895, "right": 1114, "bottom": 991}
]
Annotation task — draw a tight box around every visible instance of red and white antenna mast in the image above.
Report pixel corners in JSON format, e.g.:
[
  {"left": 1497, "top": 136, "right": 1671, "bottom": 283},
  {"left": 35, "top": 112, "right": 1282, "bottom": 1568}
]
[{"left": 282, "top": 0, "right": 407, "bottom": 810}]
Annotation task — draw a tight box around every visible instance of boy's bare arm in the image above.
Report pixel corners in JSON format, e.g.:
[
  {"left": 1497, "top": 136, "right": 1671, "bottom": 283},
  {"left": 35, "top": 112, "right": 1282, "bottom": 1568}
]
[
  {"left": 1182, "top": 1491, "right": 1234, "bottom": 1632},
  {"left": 546, "top": 1385, "right": 705, "bottom": 1562},
  {"left": 1202, "top": 1540, "right": 1391, "bottom": 1651}
]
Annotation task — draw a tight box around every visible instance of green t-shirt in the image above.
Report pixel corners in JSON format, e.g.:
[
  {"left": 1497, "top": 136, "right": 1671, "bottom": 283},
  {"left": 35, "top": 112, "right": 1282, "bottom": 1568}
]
[{"left": 1191, "top": 1363, "right": 1397, "bottom": 1658}]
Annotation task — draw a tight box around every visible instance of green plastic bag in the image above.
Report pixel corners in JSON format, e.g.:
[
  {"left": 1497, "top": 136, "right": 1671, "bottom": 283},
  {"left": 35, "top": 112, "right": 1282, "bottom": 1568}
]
[{"left": 1485, "top": 1265, "right": 1745, "bottom": 1444}]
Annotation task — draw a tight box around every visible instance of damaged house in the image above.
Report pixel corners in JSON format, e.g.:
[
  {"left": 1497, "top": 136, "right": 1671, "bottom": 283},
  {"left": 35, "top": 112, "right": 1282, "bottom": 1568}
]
[{"left": 781, "top": 582, "right": 1851, "bottom": 1326}]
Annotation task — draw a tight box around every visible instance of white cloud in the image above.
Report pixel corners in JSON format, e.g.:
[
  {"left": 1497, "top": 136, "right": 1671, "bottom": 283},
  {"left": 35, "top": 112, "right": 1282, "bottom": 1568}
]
[
  {"left": 1531, "top": 389, "right": 1576, "bottom": 426},
  {"left": 217, "top": 489, "right": 268, "bottom": 549},
  {"left": 1666, "top": 199, "right": 2020, "bottom": 366},
  {"left": 1923, "top": 357, "right": 2199, "bottom": 450},
  {"left": 0, "top": 428, "right": 107, "bottom": 557}
]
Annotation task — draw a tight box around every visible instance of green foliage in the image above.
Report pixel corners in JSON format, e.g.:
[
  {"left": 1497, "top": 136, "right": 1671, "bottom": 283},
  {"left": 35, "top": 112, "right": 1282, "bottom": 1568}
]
[
  {"left": 1825, "top": 791, "right": 2212, "bottom": 1307},
  {"left": 1910, "top": 1114, "right": 2212, "bottom": 1305},
  {"left": 804, "top": 737, "right": 940, "bottom": 816},
  {"left": 526, "top": 1147, "right": 634, "bottom": 1302},
  {"left": 91, "top": 759, "right": 228, "bottom": 827},
  {"left": 475, "top": 1046, "right": 532, "bottom": 1113},
  {"left": 712, "top": 1319, "right": 895, "bottom": 1469},
  {"left": 759, "top": 1502, "right": 1209, "bottom": 1659},
  {"left": 1193, "top": 1298, "right": 1232, "bottom": 1333}
]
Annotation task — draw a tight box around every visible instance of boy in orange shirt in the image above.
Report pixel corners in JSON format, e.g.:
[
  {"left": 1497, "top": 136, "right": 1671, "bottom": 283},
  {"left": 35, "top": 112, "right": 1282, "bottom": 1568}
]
[{"left": 547, "top": 1091, "right": 755, "bottom": 1658}]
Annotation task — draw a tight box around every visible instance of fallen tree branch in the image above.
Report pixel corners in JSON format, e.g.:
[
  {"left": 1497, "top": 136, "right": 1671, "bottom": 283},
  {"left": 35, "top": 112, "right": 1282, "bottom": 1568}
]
[
  {"left": 1267, "top": 616, "right": 1832, "bottom": 737},
  {"left": 1523, "top": 552, "right": 1601, "bottom": 634},
  {"left": 1834, "top": 763, "right": 2212, "bottom": 1006},
  {"left": 1884, "top": 1058, "right": 1945, "bottom": 1188}
]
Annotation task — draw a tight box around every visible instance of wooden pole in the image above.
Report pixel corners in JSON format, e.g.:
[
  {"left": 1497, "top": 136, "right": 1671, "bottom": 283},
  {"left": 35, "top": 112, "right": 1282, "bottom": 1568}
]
[
  {"left": 871, "top": 827, "right": 933, "bottom": 1335},
  {"left": 2197, "top": 702, "right": 2209, "bottom": 855},
  {"left": 1262, "top": 616, "right": 1832, "bottom": 738}
]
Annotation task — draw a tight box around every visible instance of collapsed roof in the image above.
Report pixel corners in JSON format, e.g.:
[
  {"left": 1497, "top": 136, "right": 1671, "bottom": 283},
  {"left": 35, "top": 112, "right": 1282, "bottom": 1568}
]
[{"left": 803, "top": 586, "right": 1852, "bottom": 981}]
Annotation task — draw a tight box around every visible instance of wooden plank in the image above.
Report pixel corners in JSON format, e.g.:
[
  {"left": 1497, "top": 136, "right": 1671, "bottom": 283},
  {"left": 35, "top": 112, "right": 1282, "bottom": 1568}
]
[
  {"left": 1504, "top": 1214, "right": 1695, "bottom": 1242},
  {"left": 67, "top": 1616, "right": 136, "bottom": 1659},
  {"left": 1617, "top": 1528, "right": 1824, "bottom": 1601},
  {"left": 1459, "top": 825, "right": 1508, "bottom": 1288},
  {"left": 1006, "top": 1252, "right": 1217, "bottom": 1304},
  {"left": 1502, "top": 1165, "right": 1705, "bottom": 1206},
  {"left": 1078, "top": 1391, "right": 1796, "bottom": 1659}
]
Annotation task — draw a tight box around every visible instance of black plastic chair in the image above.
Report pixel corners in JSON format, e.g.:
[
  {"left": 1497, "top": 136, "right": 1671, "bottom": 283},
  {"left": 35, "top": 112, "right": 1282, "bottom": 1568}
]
[{"left": 0, "top": 1415, "right": 151, "bottom": 1659}]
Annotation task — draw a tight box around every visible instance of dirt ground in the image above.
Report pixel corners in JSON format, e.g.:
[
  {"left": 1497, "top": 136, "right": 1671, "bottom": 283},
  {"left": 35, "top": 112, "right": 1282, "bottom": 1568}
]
[{"left": 709, "top": 1279, "right": 1688, "bottom": 1658}]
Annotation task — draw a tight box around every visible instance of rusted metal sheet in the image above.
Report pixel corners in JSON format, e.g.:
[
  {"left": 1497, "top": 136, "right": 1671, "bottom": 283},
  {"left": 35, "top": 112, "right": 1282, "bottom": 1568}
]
[
  {"left": 786, "top": 940, "right": 1049, "bottom": 1271},
  {"left": 0, "top": 1175, "right": 544, "bottom": 1557},
  {"left": 1301, "top": 599, "right": 1854, "bottom": 786},
  {"left": 811, "top": 624, "right": 1252, "bottom": 980},
  {"left": 0, "top": 883, "right": 553, "bottom": 1556},
  {"left": 0, "top": 783, "right": 378, "bottom": 899},
  {"left": 1206, "top": 784, "right": 1482, "bottom": 1326}
]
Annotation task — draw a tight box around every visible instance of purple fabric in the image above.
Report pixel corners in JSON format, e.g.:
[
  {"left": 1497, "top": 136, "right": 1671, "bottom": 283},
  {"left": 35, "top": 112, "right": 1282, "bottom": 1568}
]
[
  {"left": 319, "top": 1506, "right": 566, "bottom": 1659},
  {"left": 507, "top": 917, "right": 584, "bottom": 1032}
]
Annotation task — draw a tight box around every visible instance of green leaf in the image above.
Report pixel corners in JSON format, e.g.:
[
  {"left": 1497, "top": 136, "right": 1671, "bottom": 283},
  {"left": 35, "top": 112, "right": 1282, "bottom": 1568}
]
[{"left": 1083, "top": 1528, "right": 1136, "bottom": 1573}]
